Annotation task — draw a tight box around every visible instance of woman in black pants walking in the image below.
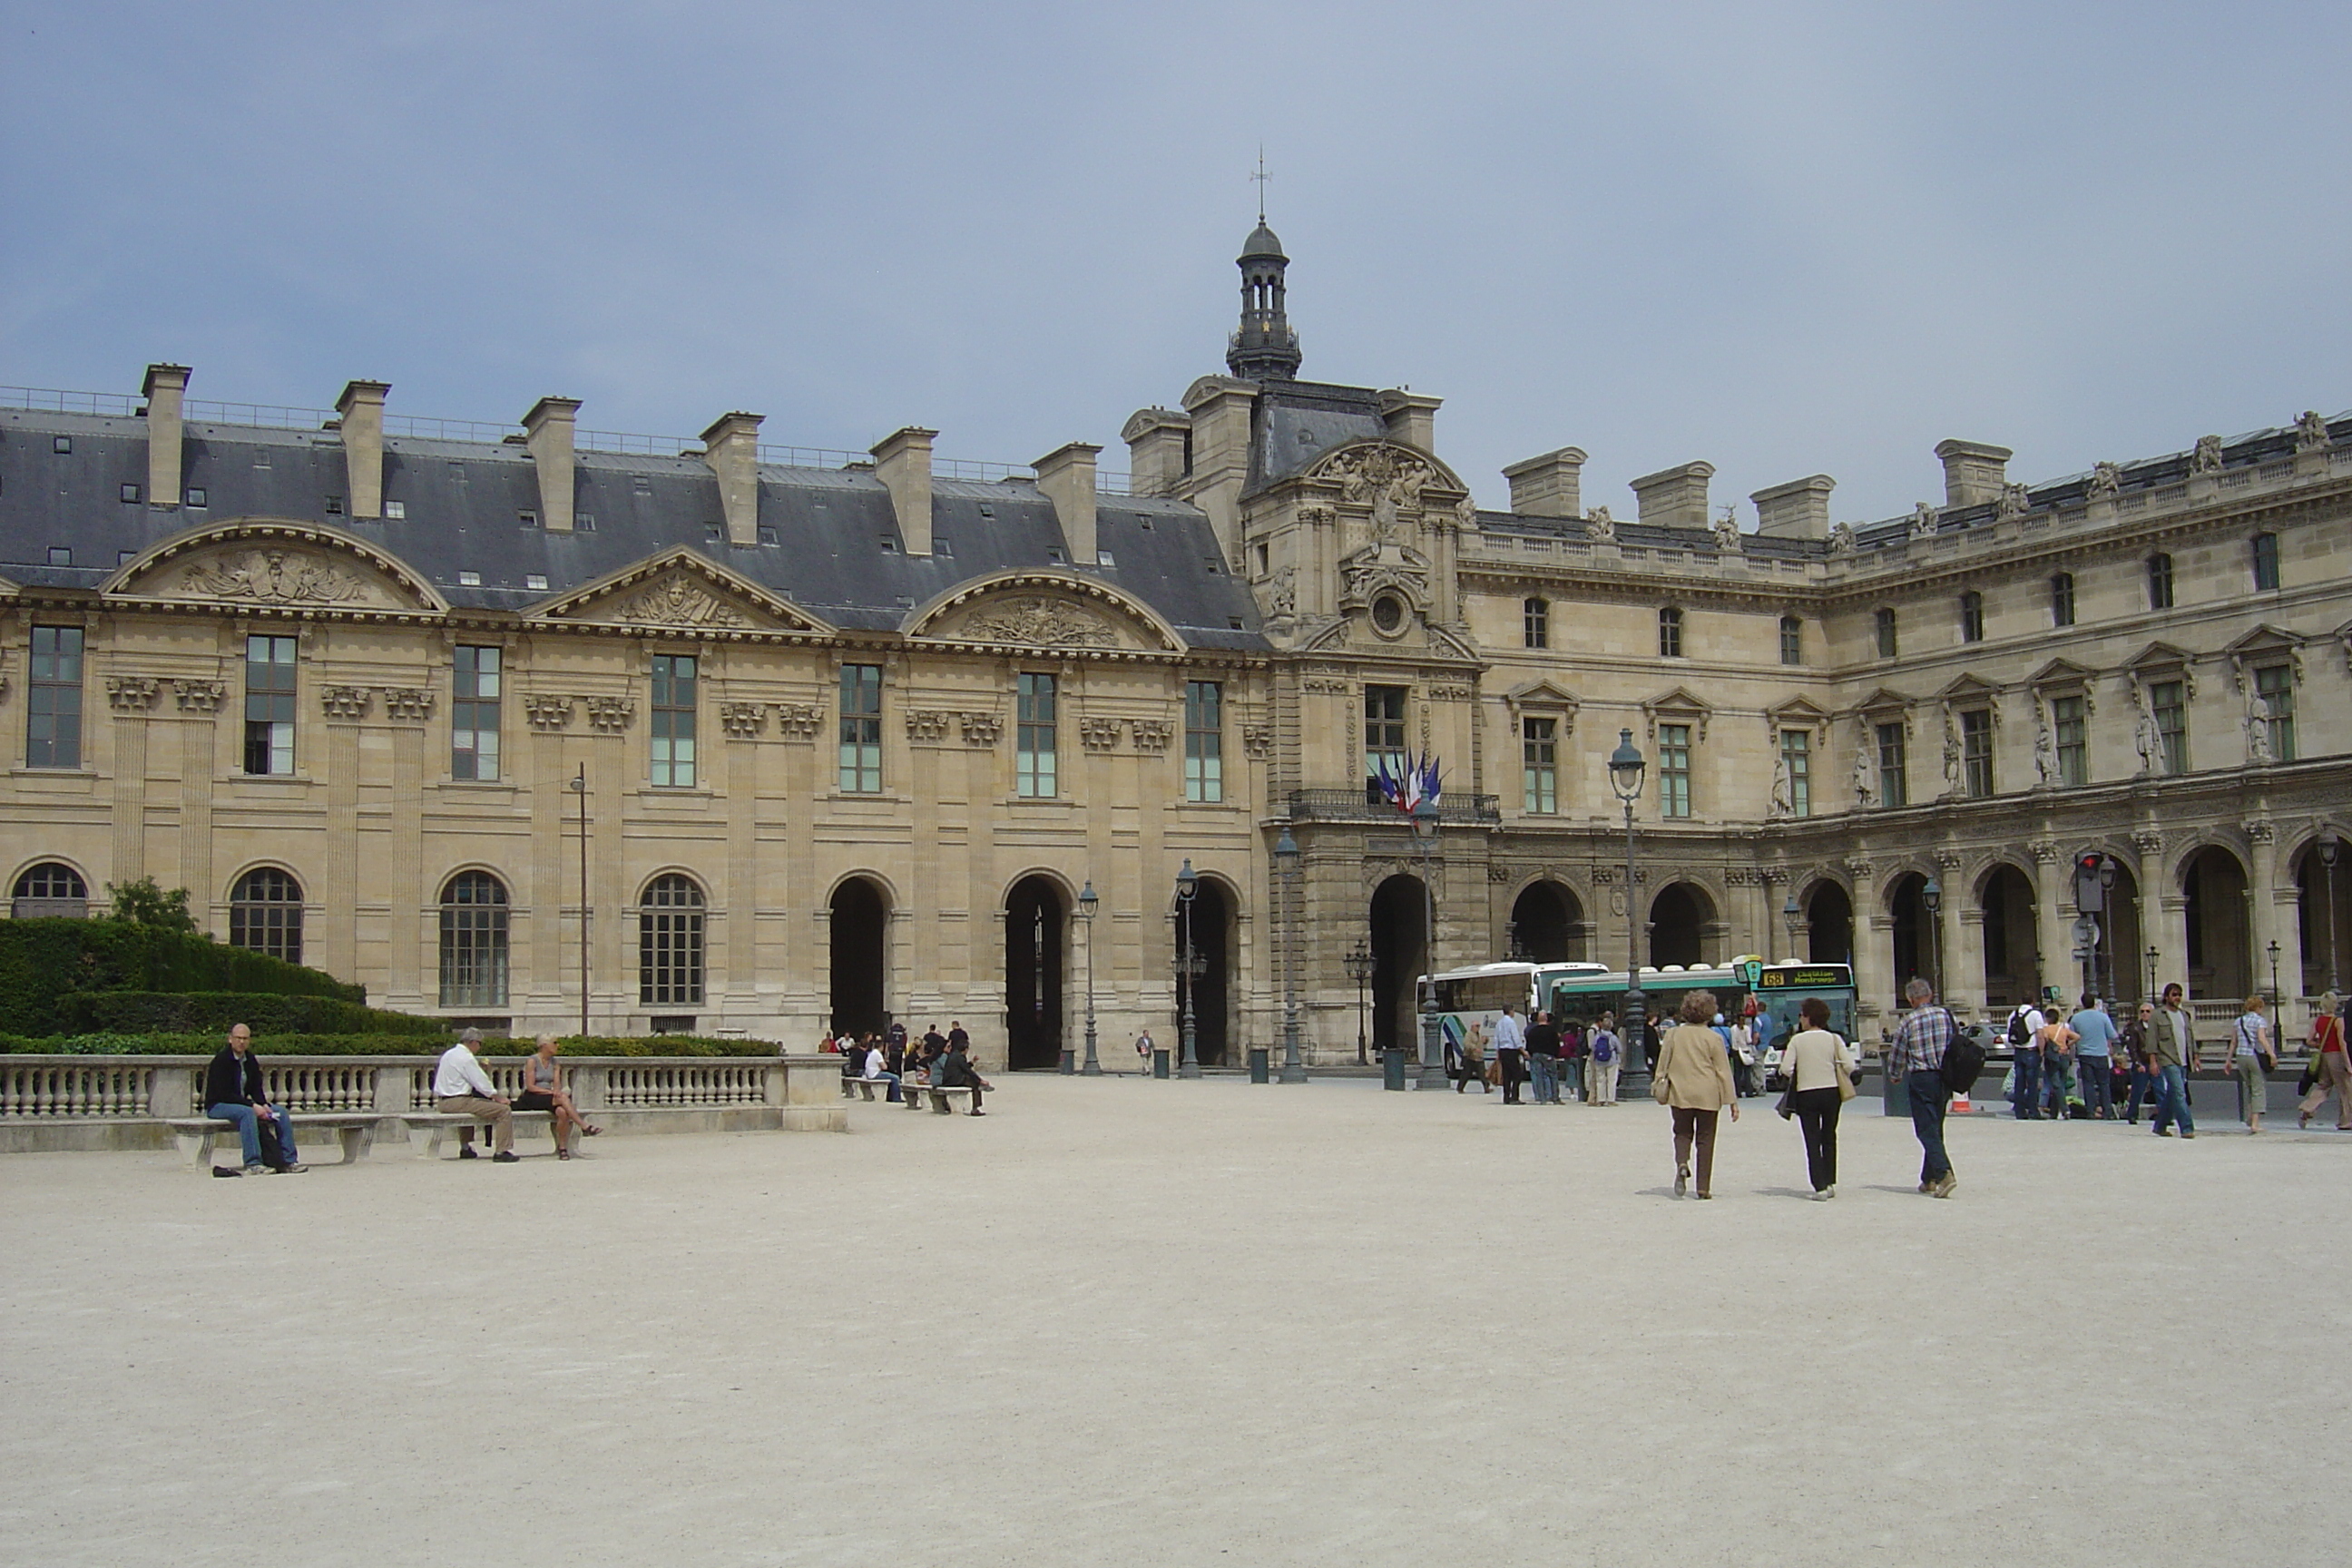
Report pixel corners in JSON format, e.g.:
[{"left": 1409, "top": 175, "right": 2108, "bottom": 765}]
[{"left": 1780, "top": 997, "right": 1857, "bottom": 1200}]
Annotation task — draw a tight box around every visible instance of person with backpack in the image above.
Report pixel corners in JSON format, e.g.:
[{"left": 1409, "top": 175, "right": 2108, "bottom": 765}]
[
  {"left": 1888, "top": 978, "right": 1965, "bottom": 1198},
  {"left": 1586, "top": 1011, "right": 1622, "bottom": 1105},
  {"left": 2037, "top": 1006, "right": 2080, "bottom": 1120},
  {"left": 2006, "top": 999, "right": 2046, "bottom": 1119}
]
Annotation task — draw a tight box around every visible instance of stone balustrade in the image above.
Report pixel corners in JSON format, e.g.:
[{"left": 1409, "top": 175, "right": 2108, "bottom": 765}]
[{"left": 0, "top": 1054, "right": 848, "bottom": 1152}]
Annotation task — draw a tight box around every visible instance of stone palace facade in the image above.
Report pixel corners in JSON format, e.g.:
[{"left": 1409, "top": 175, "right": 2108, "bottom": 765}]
[{"left": 4, "top": 224, "right": 2347, "bottom": 1062}]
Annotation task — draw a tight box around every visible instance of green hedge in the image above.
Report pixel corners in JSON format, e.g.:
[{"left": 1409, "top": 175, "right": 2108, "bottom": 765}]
[
  {"left": 0, "top": 919, "right": 363, "bottom": 1035},
  {"left": 50, "top": 992, "right": 446, "bottom": 1038},
  {"left": 0, "top": 1032, "right": 782, "bottom": 1058}
]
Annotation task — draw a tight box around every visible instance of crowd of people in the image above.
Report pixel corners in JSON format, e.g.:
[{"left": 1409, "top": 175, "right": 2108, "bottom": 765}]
[{"left": 824, "top": 1021, "right": 994, "bottom": 1113}]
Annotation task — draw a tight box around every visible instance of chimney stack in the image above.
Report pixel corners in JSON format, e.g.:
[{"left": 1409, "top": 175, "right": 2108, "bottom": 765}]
[
  {"left": 1121, "top": 407, "right": 1191, "bottom": 497},
  {"left": 336, "top": 380, "right": 389, "bottom": 520},
  {"left": 1502, "top": 446, "right": 1588, "bottom": 518},
  {"left": 524, "top": 397, "right": 581, "bottom": 534},
  {"left": 1034, "top": 443, "right": 1102, "bottom": 565},
  {"left": 1934, "top": 439, "right": 2013, "bottom": 509},
  {"left": 700, "top": 412, "right": 764, "bottom": 546},
  {"left": 1750, "top": 475, "right": 1836, "bottom": 540},
  {"left": 871, "top": 426, "right": 936, "bottom": 557},
  {"left": 142, "top": 363, "right": 190, "bottom": 510},
  {"left": 1377, "top": 388, "right": 1442, "bottom": 452},
  {"left": 1629, "top": 461, "right": 1714, "bottom": 530}
]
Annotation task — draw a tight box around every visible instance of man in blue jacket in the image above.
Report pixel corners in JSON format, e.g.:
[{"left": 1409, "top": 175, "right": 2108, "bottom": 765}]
[{"left": 203, "top": 1024, "right": 305, "bottom": 1174}]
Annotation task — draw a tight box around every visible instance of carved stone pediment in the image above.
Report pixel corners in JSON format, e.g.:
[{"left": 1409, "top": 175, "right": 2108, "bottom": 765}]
[
  {"left": 536, "top": 549, "right": 828, "bottom": 636},
  {"left": 904, "top": 571, "right": 1183, "bottom": 653},
  {"left": 108, "top": 522, "right": 445, "bottom": 614},
  {"left": 1641, "top": 686, "right": 1714, "bottom": 743},
  {"left": 945, "top": 595, "right": 1122, "bottom": 649}
]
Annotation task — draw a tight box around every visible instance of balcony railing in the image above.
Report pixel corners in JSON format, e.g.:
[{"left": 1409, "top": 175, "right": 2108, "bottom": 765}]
[{"left": 1286, "top": 788, "right": 1501, "bottom": 826}]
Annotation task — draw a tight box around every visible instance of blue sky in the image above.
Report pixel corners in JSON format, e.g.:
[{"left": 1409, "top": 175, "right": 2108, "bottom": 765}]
[{"left": 4, "top": 1, "right": 2346, "bottom": 522}]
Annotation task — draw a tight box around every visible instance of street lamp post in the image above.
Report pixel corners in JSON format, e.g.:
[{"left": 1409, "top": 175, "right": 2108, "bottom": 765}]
[
  {"left": 1412, "top": 798, "right": 1446, "bottom": 1091},
  {"left": 2322, "top": 836, "right": 2342, "bottom": 995},
  {"left": 568, "top": 764, "right": 590, "bottom": 1041},
  {"left": 1782, "top": 892, "right": 1802, "bottom": 961},
  {"left": 1607, "top": 730, "right": 1651, "bottom": 1096},
  {"left": 1275, "top": 828, "right": 1306, "bottom": 1083},
  {"left": 1175, "top": 859, "right": 1202, "bottom": 1079},
  {"left": 1047, "top": 901, "right": 1070, "bottom": 1074},
  {"left": 1922, "top": 876, "right": 1943, "bottom": 997},
  {"left": 2267, "top": 938, "right": 2282, "bottom": 1011},
  {"left": 2144, "top": 945, "right": 2161, "bottom": 1004},
  {"left": 1345, "top": 938, "right": 1373, "bottom": 1069},
  {"left": 1077, "top": 879, "right": 1101, "bottom": 1076}
]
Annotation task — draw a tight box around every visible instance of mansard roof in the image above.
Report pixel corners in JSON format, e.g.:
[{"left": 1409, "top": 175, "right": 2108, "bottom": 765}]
[
  {"left": 1246, "top": 380, "right": 1390, "bottom": 493},
  {"left": 0, "top": 405, "right": 1269, "bottom": 652}
]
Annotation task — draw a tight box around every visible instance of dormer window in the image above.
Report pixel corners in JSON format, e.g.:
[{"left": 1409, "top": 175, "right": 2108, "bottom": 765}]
[
  {"left": 457, "top": 571, "right": 482, "bottom": 587},
  {"left": 384, "top": 500, "right": 406, "bottom": 520}
]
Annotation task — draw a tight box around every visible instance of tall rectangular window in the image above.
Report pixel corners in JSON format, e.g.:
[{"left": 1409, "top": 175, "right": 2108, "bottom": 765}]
[
  {"left": 1658, "top": 607, "right": 1684, "bottom": 658},
  {"left": 1876, "top": 608, "right": 1898, "bottom": 658},
  {"left": 1877, "top": 721, "right": 1908, "bottom": 808},
  {"left": 452, "top": 645, "right": 501, "bottom": 780},
  {"left": 1523, "top": 598, "right": 1549, "bottom": 650},
  {"left": 2257, "top": 664, "right": 2296, "bottom": 761},
  {"left": 1959, "top": 592, "right": 1984, "bottom": 643},
  {"left": 1016, "top": 672, "right": 1057, "bottom": 797},
  {"left": 1779, "top": 729, "right": 1810, "bottom": 818},
  {"left": 2151, "top": 680, "right": 2187, "bottom": 774},
  {"left": 2053, "top": 694, "right": 2087, "bottom": 787},
  {"left": 1365, "top": 684, "right": 1408, "bottom": 786},
  {"left": 1184, "top": 681, "right": 1222, "bottom": 802},
  {"left": 2250, "top": 533, "right": 2279, "bottom": 592},
  {"left": 243, "top": 634, "right": 297, "bottom": 776},
  {"left": 1658, "top": 723, "right": 1692, "bottom": 818},
  {"left": 838, "top": 663, "right": 882, "bottom": 792},
  {"left": 2051, "top": 573, "right": 2076, "bottom": 628},
  {"left": 1522, "top": 717, "right": 1557, "bottom": 815},
  {"left": 2148, "top": 554, "right": 2174, "bottom": 610},
  {"left": 1779, "top": 616, "right": 1802, "bottom": 666},
  {"left": 650, "top": 653, "right": 697, "bottom": 787},
  {"left": 26, "top": 625, "right": 83, "bottom": 769},
  {"left": 1962, "top": 709, "right": 1994, "bottom": 798}
]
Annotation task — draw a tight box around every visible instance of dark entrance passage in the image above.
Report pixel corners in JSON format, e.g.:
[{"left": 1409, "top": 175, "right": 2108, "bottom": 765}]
[
  {"left": 2298, "top": 841, "right": 2352, "bottom": 997},
  {"left": 1648, "top": 882, "right": 1714, "bottom": 969},
  {"left": 2099, "top": 859, "right": 2145, "bottom": 1004},
  {"left": 1179, "top": 879, "right": 1233, "bottom": 1066},
  {"left": 2182, "top": 848, "right": 2249, "bottom": 1001},
  {"left": 1979, "top": 865, "right": 2039, "bottom": 1009},
  {"left": 1369, "top": 874, "right": 1427, "bottom": 1055},
  {"left": 1803, "top": 880, "right": 1853, "bottom": 965},
  {"left": 1004, "top": 876, "right": 1065, "bottom": 1070},
  {"left": 1510, "top": 880, "right": 1586, "bottom": 962},
  {"left": 1888, "top": 872, "right": 1933, "bottom": 1004},
  {"left": 828, "top": 877, "right": 890, "bottom": 1037}
]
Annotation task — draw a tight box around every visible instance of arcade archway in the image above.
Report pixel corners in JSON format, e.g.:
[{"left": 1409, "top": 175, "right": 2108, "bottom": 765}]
[
  {"left": 1369, "top": 874, "right": 1428, "bottom": 1054},
  {"left": 1510, "top": 880, "right": 1586, "bottom": 963},
  {"left": 828, "top": 877, "right": 890, "bottom": 1037},
  {"left": 1648, "top": 882, "right": 1715, "bottom": 969},
  {"left": 1004, "top": 877, "right": 1066, "bottom": 1070}
]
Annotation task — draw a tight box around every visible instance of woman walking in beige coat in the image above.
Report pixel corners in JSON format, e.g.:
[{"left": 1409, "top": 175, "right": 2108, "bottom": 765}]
[{"left": 1653, "top": 991, "right": 1740, "bottom": 1199}]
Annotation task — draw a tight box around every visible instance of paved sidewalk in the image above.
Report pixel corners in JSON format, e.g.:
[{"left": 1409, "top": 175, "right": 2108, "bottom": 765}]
[{"left": 3, "top": 1078, "right": 2345, "bottom": 1566}]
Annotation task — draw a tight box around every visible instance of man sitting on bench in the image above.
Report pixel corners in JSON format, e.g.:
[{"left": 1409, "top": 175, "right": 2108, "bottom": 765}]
[
  {"left": 938, "top": 1034, "right": 993, "bottom": 1115},
  {"left": 205, "top": 1024, "right": 306, "bottom": 1175},
  {"left": 434, "top": 1028, "right": 519, "bottom": 1162}
]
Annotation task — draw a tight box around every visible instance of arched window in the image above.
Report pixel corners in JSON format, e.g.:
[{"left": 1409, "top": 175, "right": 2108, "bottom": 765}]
[
  {"left": 639, "top": 874, "right": 705, "bottom": 1005},
  {"left": 2050, "top": 572, "right": 2076, "bottom": 627},
  {"left": 230, "top": 868, "right": 304, "bottom": 964},
  {"left": 1523, "top": 597, "right": 1550, "bottom": 650},
  {"left": 1657, "top": 606, "right": 1684, "bottom": 658},
  {"left": 11, "top": 861, "right": 88, "bottom": 919},
  {"left": 438, "top": 871, "right": 510, "bottom": 1007},
  {"left": 1778, "top": 615, "right": 1802, "bottom": 666},
  {"left": 2147, "top": 553, "right": 2174, "bottom": 611},
  {"left": 1875, "top": 607, "right": 1898, "bottom": 659}
]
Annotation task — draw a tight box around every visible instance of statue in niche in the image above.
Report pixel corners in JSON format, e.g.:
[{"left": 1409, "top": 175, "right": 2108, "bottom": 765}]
[
  {"left": 2034, "top": 706, "right": 2058, "bottom": 787},
  {"left": 1850, "top": 742, "right": 1876, "bottom": 809},
  {"left": 2245, "top": 691, "right": 2274, "bottom": 765},
  {"left": 1942, "top": 710, "right": 1964, "bottom": 796},
  {"left": 2190, "top": 434, "right": 2223, "bottom": 475},
  {"left": 1265, "top": 564, "right": 1297, "bottom": 618},
  {"left": 1911, "top": 502, "right": 1939, "bottom": 539},
  {"left": 1769, "top": 753, "right": 1794, "bottom": 818},
  {"left": 2132, "top": 688, "right": 2161, "bottom": 774}
]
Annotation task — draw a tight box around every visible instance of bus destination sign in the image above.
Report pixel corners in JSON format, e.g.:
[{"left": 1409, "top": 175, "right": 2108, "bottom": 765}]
[{"left": 1757, "top": 965, "right": 1847, "bottom": 990}]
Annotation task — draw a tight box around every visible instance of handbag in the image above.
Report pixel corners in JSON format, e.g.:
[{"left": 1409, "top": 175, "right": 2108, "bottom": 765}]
[{"left": 1774, "top": 1085, "right": 1795, "bottom": 1120}]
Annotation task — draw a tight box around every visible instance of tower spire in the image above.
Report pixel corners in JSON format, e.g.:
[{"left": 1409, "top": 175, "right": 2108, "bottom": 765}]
[{"left": 1227, "top": 168, "right": 1301, "bottom": 383}]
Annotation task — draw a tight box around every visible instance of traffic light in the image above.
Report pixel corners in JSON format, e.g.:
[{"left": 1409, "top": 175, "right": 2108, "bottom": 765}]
[{"left": 2074, "top": 853, "right": 2105, "bottom": 915}]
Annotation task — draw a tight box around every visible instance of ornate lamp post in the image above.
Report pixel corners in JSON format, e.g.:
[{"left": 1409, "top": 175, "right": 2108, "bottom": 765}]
[
  {"left": 1607, "top": 729, "right": 1650, "bottom": 1095},
  {"left": 1412, "top": 797, "right": 1446, "bottom": 1090},
  {"left": 568, "top": 764, "right": 590, "bottom": 1041},
  {"left": 2322, "top": 836, "right": 2342, "bottom": 995},
  {"left": 1782, "top": 892, "right": 1802, "bottom": 960},
  {"left": 1174, "top": 859, "right": 1202, "bottom": 1079},
  {"left": 2267, "top": 938, "right": 2282, "bottom": 1011},
  {"left": 1922, "top": 876, "right": 1943, "bottom": 997},
  {"left": 1345, "top": 938, "right": 1373, "bottom": 1069},
  {"left": 2144, "top": 945, "right": 2161, "bottom": 1004},
  {"left": 1275, "top": 828, "right": 1306, "bottom": 1083},
  {"left": 1076, "top": 878, "right": 1101, "bottom": 1076}
]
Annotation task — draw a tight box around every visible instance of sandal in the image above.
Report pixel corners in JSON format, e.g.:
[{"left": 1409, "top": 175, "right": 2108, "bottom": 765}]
[
  {"left": 583, "top": 1124, "right": 603, "bottom": 1136},
  {"left": 557, "top": 1148, "right": 572, "bottom": 1161}
]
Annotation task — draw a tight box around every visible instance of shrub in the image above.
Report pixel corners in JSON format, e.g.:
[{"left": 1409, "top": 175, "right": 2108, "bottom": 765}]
[
  {"left": 51, "top": 992, "right": 445, "bottom": 1038},
  {"left": 0, "top": 919, "right": 363, "bottom": 1035},
  {"left": 103, "top": 876, "right": 200, "bottom": 933}
]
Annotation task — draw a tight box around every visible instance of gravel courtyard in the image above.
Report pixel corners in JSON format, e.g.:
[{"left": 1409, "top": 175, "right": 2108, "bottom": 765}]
[{"left": 4, "top": 1075, "right": 2345, "bottom": 1567}]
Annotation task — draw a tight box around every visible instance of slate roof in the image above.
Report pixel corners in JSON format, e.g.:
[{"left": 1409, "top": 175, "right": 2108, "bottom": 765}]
[
  {"left": 1245, "top": 379, "right": 1388, "bottom": 495},
  {"left": 0, "top": 406, "right": 1270, "bottom": 650}
]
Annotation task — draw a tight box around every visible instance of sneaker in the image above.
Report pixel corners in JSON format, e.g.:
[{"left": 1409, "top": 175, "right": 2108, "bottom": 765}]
[
  {"left": 1826, "top": 1185, "right": 1836, "bottom": 1200},
  {"left": 2181, "top": 1131, "right": 2196, "bottom": 1139},
  {"left": 275, "top": 1163, "right": 309, "bottom": 1174},
  {"left": 2154, "top": 1127, "right": 2173, "bottom": 1137},
  {"left": 1812, "top": 1189, "right": 1829, "bottom": 1201},
  {"left": 1674, "top": 1170, "right": 1689, "bottom": 1198},
  {"left": 244, "top": 1162, "right": 270, "bottom": 1175},
  {"left": 491, "top": 1151, "right": 521, "bottom": 1163},
  {"left": 1917, "top": 1181, "right": 1932, "bottom": 1194},
  {"left": 458, "top": 1146, "right": 480, "bottom": 1160},
  {"left": 1694, "top": 1191, "right": 1714, "bottom": 1200},
  {"left": 1932, "top": 1173, "right": 1957, "bottom": 1199}
]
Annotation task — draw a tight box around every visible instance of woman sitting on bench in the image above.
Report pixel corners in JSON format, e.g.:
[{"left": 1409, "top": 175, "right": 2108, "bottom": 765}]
[{"left": 516, "top": 1035, "right": 603, "bottom": 1157}]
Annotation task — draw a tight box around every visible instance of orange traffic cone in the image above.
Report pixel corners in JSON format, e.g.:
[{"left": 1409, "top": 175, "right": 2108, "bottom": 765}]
[{"left": 1951, "top": 1089, "right": 1973, "bottom": 1113}]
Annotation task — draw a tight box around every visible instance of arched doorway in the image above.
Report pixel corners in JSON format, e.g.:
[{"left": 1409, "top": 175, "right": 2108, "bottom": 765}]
[
  {"left": 2295, "top": 839, "right": 2351, "bottom": 998},
  {"left": 1887, "top": 872, "right": 1934, "bottom": 1004},
  {"left": 1181, "top": 878, "right": 1234, "bottom": 1066},
  {"left": 1004, "top": 876, "right": 1065, "bottom": 1070},
  {"left": 2182, "top": 848, "right": 2249, "bottom": 1001},
  {"left": 1510, "top": 880, "right": 1585, "bottom": 962},
  {"left": 829, "top": 877, "right": 890, "bottom": 1038},
  {"left": 1979, "top": 865, "right": 2040, "bottom": 1010},
  {"left": 1648, "top": 882, "right": 1714, "bottom": 969},
  {"left": 2096, "top": 858, "right": 2145, "bottom": 1004},
  {"left": 1369, "top": 874, "right": 1427, "bottom": 1054},
  {"left": 1803, "top": 881, "right": 1853, "bottom": 965}
]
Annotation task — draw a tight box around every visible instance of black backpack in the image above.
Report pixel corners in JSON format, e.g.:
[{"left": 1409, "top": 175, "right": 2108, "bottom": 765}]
[
  {"left": 2006, "top": 1006, "right": 2033, "bottom": 1045},
  {"left": 1941, "top": 1014, "right": 1986, "bottom": 1092}
]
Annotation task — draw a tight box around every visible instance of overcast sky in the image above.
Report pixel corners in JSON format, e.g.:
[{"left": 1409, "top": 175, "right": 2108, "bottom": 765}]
[{"left": 4, "top": 1, "right": 2346, "bottom": 524}]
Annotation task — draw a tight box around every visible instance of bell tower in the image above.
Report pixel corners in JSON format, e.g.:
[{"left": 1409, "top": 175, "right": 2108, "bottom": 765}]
[{"left": 1226, "top": 213, "right": 1302, "bottom": 383}]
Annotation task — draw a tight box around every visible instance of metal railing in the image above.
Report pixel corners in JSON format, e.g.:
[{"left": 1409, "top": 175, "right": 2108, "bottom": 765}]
[{"left": 1286, "top": 788, "right": 1502, "bottom": 826}]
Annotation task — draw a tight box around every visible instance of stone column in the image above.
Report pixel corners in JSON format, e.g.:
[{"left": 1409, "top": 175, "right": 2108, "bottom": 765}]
[
  {"left": 2032, "top": 841, "right": 2066, "bottom": 1008},
  {"left": 2135, "top": 829, "right": 2171, "bottom": 999},
  {"left": 1955, "top": 906, "right": 1988, "bottom": 1017},
  {"left": 2246, "top": 823, "right": 2280, "bottom": 1005}
]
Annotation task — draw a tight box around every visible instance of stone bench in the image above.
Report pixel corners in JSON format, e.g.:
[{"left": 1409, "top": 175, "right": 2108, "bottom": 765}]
[
  {"left": 842, "top": 1078, "right": 903, "bottom": 1102},
  {"left": 166, "top": 1113, "right": 380, "bottom": 1170},
  {"left": 405, "top": 1110, "right": 579, "bottom": 1159},
  {"left": 897, "top": 1083, "right": 978, "bottom": 1116}
]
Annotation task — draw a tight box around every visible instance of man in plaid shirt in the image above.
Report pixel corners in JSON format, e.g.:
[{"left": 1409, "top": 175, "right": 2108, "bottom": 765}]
[{"left": 1889, "top": 977, "right": 1958, "bottom": 1198}]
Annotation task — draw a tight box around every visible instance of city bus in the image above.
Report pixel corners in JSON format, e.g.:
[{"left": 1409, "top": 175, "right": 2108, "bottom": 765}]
[
  {"left": 1749, "top": 962, "right": 1864, "bottom": 1086},
  {"left": 1536, "top": 958, "right": 1768, "bottom": 1032},
  {"left": 1426, "top": 961, "right": 1609, "bottom": 1057}
]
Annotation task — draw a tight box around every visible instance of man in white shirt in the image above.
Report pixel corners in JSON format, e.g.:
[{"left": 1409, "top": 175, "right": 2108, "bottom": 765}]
[
  {"left": 2007, "top": 1000, "right": 2047, "bottom": 1120},
  {"left": 434, "top": 1027, "right": 518, "bottom": 1161},
  {"left": 861, "top": 1034, "right": 902, "bottom": 1102},
  {"left": 1492, "top": 1004, "right": 1528, "bottom": 1104}
]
